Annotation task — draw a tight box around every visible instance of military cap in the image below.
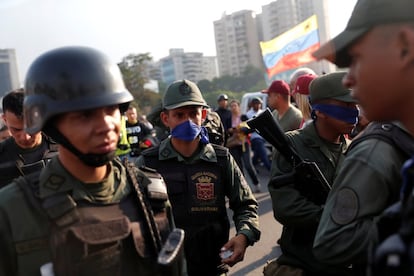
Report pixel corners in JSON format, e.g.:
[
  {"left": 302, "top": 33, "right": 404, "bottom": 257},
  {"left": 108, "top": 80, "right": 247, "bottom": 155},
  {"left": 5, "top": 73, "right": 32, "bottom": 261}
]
[
  {"left": 163, "top": 80, "right": 208, "bottom": 110},
  {"left": 262, "top": 80, "right": 290, "bottom": 95},
  {"left": 309, "top": 72, "right": 356, "bottom": 103},
  {"left": 313, "top": 0, "right": 414, "bottom": 67}
]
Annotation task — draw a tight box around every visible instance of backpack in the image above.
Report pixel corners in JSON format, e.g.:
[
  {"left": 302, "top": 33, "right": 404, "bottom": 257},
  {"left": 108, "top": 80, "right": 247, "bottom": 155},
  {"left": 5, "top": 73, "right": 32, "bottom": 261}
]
[
  {"left": 202, "top": 111, "right": 225, "bottom": 146},
  {"left": 347, "top": 122, "right": 414, "bottom": 157}
]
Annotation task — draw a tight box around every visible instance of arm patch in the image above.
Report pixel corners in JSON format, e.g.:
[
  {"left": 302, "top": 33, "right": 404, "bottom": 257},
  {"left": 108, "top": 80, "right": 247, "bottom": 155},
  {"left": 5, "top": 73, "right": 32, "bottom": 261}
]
[{"left": 331, "top": 188, "right": 359, "bottom": 225}]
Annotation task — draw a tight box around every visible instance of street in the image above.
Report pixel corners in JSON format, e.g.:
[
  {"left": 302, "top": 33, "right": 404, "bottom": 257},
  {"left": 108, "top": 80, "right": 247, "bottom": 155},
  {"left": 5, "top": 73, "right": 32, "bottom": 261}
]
[{"left": 227, "top": 165, "right": 283, "bottom": 276}]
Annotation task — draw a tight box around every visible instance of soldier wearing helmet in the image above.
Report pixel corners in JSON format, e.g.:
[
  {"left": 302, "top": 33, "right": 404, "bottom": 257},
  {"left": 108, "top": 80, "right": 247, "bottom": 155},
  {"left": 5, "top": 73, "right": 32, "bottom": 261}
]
[
  {"left": 137, "top": 80, "right": 260, "bottom": 276},
  {"left": 0, "top": 46, "right": 184, "bottom": 275}
]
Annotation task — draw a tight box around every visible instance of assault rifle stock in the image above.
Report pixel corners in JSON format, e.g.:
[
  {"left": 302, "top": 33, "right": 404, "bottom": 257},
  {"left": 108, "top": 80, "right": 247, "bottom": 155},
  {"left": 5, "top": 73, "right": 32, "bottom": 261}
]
[{"left": 247, "top": 108, "right": 331, "bottom": 205}]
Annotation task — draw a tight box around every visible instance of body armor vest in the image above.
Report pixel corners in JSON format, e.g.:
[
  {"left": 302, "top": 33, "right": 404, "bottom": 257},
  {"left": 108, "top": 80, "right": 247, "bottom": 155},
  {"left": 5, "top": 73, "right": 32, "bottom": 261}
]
[
  {"left": 143, "top": 144, "right": 230, "bottom": 275},
  {"left": 15, "top": 165, "right": 171, "bottom": 276},
  {"left": 0, "top": 135, "right": 58, "bottom": 188}
]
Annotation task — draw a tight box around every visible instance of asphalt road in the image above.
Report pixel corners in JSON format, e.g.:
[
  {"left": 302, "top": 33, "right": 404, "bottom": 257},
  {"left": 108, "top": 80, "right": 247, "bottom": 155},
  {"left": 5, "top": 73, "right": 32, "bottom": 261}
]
[{"left": 227, "top": 165, "right": 283, "bottom": 276}]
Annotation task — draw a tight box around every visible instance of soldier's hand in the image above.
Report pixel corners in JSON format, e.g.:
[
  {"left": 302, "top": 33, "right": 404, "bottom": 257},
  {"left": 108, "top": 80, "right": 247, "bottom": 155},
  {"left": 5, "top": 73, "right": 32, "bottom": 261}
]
[{"left": 220, "top": 234, "right": 248, "bottom": 267}]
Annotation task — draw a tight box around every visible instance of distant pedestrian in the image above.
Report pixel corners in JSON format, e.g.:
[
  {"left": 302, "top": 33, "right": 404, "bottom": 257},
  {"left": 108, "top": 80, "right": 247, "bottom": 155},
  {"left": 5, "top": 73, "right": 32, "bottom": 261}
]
[
  {"left": 227, "top": 99, "right": 261, "bottom": 193},
  {"left": 291, "top": 73, "right": 318, "bottom": 128},
  {"left": 125, "top": 106, "right": 155, "bottom": 159},
  {"left": 215, "top": 93, "right": 232, "bottom": 141},
  {"left": 246, "top": 97, "right": 271, "bottom": 171}
]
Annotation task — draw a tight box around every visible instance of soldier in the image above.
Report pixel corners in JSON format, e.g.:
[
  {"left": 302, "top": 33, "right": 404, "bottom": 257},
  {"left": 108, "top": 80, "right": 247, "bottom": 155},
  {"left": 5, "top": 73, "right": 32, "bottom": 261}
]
[
  {"left": 215, "top": 94, "right": 232, "bottom": 143},
  {"left": 125, "top": 106, "right": 156, "bottom": 160},
  {"left": 312, "top": 0, "right": 414, "bottom": 274},
  {"left": 264, "top": 72, "right": 359, "bottom": 276},
  {"left": 137, "top": 80, "right": 260, "bottom": 276},
  {"left": 0, "top": 46, "right": 184, "bottom": 276},
  {"left": 0, "top": 88, "right": 57, "bottom": 188}
]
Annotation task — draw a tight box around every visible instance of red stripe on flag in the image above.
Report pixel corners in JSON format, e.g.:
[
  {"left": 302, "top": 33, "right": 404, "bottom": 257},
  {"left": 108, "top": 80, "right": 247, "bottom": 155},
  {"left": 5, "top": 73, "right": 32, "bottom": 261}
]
[{"left": 266, "top": 43, "right": 320, "bottom": 78}]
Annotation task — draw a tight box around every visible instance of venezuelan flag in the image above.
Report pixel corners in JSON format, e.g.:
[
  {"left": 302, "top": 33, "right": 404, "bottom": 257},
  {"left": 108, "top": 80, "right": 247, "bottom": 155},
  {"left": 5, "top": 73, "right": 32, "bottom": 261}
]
[{"left": 260, "top": 15, "right": 320, "bottom": 79}]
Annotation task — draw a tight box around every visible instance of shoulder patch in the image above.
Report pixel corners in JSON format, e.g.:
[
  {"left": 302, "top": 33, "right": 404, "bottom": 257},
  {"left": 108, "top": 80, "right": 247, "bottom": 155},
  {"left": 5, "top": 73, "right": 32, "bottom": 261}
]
[{"left": 331, "top": 188, "right": 359, "bottom": 225}]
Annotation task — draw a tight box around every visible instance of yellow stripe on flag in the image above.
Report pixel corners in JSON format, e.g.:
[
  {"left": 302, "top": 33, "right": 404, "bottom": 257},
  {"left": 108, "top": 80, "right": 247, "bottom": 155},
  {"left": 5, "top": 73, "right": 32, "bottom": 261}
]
[{"left": 260, "top": 15, "right": 318, "bottom": 56}]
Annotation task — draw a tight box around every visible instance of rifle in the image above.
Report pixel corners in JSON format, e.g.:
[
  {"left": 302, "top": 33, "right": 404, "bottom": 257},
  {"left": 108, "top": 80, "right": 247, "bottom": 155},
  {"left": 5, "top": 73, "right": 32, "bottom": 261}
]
[
  {"left": 247, "top": 108, "right": 331, "bottom": 205},
  {"left": 124, "top": 160, "right": 185, "bottom": 275}
]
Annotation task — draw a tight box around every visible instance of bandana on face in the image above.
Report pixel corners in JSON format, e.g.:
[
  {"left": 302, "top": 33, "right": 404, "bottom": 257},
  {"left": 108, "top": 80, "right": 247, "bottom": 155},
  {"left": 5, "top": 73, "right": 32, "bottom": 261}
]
[
  {"left": 311, "top": 104, "right": 359, "bottom": 124},
  {"left": 171, "top": 120, "right": 209, "bottom": 144}
]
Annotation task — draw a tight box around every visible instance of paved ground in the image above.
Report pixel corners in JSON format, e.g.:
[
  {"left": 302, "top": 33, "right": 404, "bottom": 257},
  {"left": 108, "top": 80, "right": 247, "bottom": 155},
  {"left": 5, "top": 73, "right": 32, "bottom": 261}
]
[{"left": 227, "top": 165, "right": 283, "bottom": 276}]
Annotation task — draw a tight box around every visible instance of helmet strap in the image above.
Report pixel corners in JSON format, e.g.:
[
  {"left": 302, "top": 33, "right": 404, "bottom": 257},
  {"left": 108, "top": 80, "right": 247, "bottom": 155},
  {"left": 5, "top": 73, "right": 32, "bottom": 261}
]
[{"left": 44, "top": 126, "right": 115, "bottom": 167}]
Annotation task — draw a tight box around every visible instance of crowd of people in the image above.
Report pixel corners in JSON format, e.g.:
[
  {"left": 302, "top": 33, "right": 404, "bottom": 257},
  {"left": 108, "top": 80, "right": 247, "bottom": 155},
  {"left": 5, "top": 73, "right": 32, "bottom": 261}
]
[{"left": 1, "top": 0, "right": 414, "bottom": 275}]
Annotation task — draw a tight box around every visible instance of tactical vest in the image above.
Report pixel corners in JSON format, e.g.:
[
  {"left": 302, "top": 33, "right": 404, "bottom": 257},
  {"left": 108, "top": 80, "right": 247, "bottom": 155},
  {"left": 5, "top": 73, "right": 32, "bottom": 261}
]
[
  {"left": 15, "top": 163, "right": 171, "bottom": 276},
  {"left": 0, "top": 135, "right": 58, "bottom": 188},
  {"left": 142, "top": 144, "right": 230, "bottom": 275}
]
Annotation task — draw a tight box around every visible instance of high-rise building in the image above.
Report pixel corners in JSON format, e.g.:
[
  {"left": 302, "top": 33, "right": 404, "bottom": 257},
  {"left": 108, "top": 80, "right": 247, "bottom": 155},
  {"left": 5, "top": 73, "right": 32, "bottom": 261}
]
[
  {"left": 214, "top": 10, "right": 263, "bottom": 77},
  {"left": 159, "top": 48, "right": 218, "bottom": 85},
  {"left": 0, "top": 49, "right": 20, "bottom": 98}
]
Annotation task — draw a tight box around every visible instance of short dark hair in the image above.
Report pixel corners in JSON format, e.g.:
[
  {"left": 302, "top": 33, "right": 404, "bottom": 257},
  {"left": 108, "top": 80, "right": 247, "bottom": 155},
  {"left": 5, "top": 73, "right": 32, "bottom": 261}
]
[{"left": 2, "top": 88, "right": 25, "bottom": 118}]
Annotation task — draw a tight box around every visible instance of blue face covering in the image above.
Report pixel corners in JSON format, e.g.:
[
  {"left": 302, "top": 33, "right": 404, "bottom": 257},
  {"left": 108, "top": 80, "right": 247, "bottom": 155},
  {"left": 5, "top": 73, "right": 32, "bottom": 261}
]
[
  {"left": 312, "top": 104, "right": 359, "bottom": 124},
  {"left": 171, "top": 120, "right": 210, "bottom": 144}
]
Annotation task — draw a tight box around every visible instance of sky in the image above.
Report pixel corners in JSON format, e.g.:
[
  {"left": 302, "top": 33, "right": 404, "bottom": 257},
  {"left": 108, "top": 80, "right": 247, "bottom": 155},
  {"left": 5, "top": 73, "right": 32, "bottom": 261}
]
[{"left": 0, "top": 0, "right": 357, "bottom": 82}]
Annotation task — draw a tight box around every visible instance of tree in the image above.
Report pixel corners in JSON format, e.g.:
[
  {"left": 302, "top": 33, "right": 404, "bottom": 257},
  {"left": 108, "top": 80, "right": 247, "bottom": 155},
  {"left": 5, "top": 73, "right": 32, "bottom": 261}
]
[
  {"left": 118, "top": 52, "right": 152, "bottom": 95},
  {"left": 118, "top": 53, "right": 161, "bottom": 112}
]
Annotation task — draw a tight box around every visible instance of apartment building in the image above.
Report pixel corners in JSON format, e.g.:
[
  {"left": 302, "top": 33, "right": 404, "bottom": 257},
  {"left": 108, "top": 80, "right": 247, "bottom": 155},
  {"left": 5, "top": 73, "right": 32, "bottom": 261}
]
[
  {"left": 214, "top": 10, "right": 263, "bottom": 77},
  {"left": 214, "top": 0, "right": 335, "bottom": 80},
  {"left": 159, "top": 48, "right": 218, "bottom": 85},
  {"left": 0, "top": 49, "right": 20, "bottom": 98}
]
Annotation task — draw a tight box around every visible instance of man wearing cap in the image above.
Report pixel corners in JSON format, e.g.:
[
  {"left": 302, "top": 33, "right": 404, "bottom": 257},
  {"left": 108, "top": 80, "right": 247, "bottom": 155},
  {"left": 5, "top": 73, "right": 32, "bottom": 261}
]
[
  {"left": 265, "top": 72, "right": 358, "bottom": 276},
  {"left": 312, "top": 0, "right": 414, "bottom": 274},
  {"left": 215, "top": 94, "right": 232, "bottom": 141},
  {"left": 137, "top": 80, "right": 260, "bottom": 276},
  {"left": 291, "top": 74, "right": 318, "bottom": 128},
  {"left": 262, "top": 80, "right": 303, "bottom": 132}
]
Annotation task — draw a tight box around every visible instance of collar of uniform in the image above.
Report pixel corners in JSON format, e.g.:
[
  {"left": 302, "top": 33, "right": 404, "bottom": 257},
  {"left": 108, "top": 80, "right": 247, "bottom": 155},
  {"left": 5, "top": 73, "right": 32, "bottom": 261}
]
[
  {"left": 158, "top": 137, "right": 218, "bottom": 163},
  {"left": 298, "top": 122, "right": 349, "bottom": 162},
  {"left": 38, "top": 156, "right": 77, "bottom": 198},
  {"left": 37, "top": 156, "right": 125, "bottom": 201}
]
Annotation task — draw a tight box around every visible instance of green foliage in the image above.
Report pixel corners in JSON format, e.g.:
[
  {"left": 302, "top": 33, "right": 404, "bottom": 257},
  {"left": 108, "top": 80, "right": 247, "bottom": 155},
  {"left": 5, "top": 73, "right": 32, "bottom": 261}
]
[
  {"left": 197, "top": 65, "right": 266, "bottom": 94},
  {"left": 119, "top": 53, "right": 162, "bottom": 112},
  {"left": 118, "top": 52, "right": 266, "bottom": 113},
  {"left": 196, "top": 65, "right": 266, "bottom": 109}
]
